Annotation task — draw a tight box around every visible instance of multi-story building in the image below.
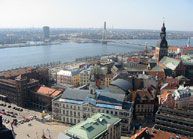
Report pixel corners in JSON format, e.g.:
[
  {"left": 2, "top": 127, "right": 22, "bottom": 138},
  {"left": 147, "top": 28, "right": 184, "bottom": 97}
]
[
  {"left": 43, "top": 26, "right": 50, "bottom": 40},
  {"left": 64, "top": 113, "right": 121, "bottom": 139},
  {"left": 104, "top": 74, "right": 114, "bottom": 87},
  {"left": 52, "top": 79, "right": 134, "bottom": 136},
  {"left": 155, "top": 106, "right": 193, "bottom": 138},
  {"left": 0, "top": 75, "right": 39, "bottom": 107},
  {"left": 173, "top": 86, "right": 193, "bottom": 110},
  {"left": 79, "top": 70, "right": 90, "bottom": 86},
  {"left": 133, "top": 90, "right": 157, "bottom": 121},
  {"left": 57, "top": 69, "right": 80, "bottom": 86},
  {"left": 29, "top": 86, "right": 62, "bottom": 111}
]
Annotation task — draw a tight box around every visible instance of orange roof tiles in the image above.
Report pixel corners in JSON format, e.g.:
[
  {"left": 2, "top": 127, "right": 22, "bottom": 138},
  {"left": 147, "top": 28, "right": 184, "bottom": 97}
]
[
  {"left": 128, "top": 58, "right": 140, "bottom": 62},
  {"left": 33, "top": 86, "right": 62, "bottom": 97},
  {"left": 165, "top": 77, "right": 178, "bottom": 84},
  {"left": 161, "top": 92, "right": 170, "bottom": 102},
  {"left": 168, "top": 46, "right": 179, "bottom": 51},
  {"left": 130, "top": 127, "right": 189, "bottom": 139},
  {"left": 184, "top": 47, "right": 193, "bottom": 50}
]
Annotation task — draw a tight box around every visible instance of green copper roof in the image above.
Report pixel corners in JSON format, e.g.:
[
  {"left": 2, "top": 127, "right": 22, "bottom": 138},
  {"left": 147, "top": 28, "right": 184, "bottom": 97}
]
[
  {"left": 65, "top": 113, "right": 121, "bottom": 139},
  {"left": 159, "top": 56, "right": 180, "bottom": 70},
  {"left": 181, "top": 55, "right": 193, "bottom": 66}
]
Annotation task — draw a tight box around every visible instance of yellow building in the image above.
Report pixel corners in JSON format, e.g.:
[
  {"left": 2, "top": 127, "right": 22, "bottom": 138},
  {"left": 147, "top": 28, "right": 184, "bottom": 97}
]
[{"left": 57, "top": 70, "right": 80, "bottom": 86}]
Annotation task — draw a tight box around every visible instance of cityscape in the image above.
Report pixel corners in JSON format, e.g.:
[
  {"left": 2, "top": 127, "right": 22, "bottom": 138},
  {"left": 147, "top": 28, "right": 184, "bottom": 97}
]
[{"left": 0, "top": 0, "right": 193, "bottom": 139}]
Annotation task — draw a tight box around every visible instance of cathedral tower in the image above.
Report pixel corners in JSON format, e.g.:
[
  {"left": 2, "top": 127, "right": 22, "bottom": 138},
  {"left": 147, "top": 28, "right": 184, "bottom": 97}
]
[{"left": 156, "top": 22, "right": 168, "bottom": 63}]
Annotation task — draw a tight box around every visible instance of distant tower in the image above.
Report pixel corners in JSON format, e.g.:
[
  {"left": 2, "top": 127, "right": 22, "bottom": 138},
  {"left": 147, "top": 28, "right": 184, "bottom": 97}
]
[
  {"left": 187, "top": 37, "right": 190, "bottom": 48},
  {"left": 156, "top": 22, "right": 168, "bottom": 63},
  {"left": 102, "top": 21, "right": 107, "bottom": 40},
  {"left": 43, "top": 26, "right": 50, "bottom": 40}
]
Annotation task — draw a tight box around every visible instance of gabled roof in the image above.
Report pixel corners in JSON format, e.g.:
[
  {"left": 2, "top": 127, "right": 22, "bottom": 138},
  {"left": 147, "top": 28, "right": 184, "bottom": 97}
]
[
  {"left": 159, "top": 56, "right": 180, "bottom": 70},
  {"left": 61, "top": 88, "right": 89, "bottom": 101},
  {"left": 110, "top": 79, "right": 132, "bottom": 92},
  {"left": 65, "top": 113, "right": 121, "bottom": 139},
  {"left": 33, "top": 86, "right": 62, "bottom": 97},
  {"left": 130, "top": 127, "right": 189, "bottom": 139},
  {"left": 96, "top": 90, "right": 125, "bottom": 106}
]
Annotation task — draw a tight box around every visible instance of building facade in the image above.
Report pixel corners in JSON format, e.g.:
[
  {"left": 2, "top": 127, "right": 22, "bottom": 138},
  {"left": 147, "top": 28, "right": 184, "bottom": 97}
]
[
  {"left": 155, "top": 106, "right": 193, "bottom": 138},
  {"left": 57, "top": 70, "right": 80, "bottom": 86},
  {"left": 0, "top": 75, "right": 39, "bottom": 107},
  {"left": 52, "top": 82, "right": 134, "bottom": 136},
  {"left": 133, "top": 90, "right": 156, "bottom": 121},
  {"left": 64, "top": 113, "right": 121, "bottom": 139},
  {"left": 79, "top": 70, "right": 90, "bottom": 86},
  {"left": 43, "top": 26, "right": 50, "bottom": 40},
  {"left": 29, "top": 86, "right": 62, "bottom": 111}
]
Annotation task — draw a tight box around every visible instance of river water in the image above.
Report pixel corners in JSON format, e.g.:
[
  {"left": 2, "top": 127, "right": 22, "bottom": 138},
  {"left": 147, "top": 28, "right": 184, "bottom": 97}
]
[{"left": 0, "top": 39, "right": 189, "bottom": 71}]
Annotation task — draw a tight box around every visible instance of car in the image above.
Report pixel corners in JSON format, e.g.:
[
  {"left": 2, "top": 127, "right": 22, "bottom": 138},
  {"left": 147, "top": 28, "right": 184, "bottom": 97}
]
[
  {"left": 8, "top": 105, "right": 11, "bottom": 108},
  {"left": 13, "top": 107, "right": 16, "bottom": 109}
]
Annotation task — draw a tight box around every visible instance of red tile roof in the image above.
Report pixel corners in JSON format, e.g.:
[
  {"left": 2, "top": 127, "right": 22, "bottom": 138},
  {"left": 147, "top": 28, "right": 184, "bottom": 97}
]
[
  {"left": 33, "top": 86, "right": 62, "bottom": 97},
  {"left": 184, "top": 47, "right": 193, "bottom": 50},
  {"left": 130, "top": 127, "right": 189, "bottom": 139},
  {"left": 165, "top": 77, "right": 178, "bottom": 84}
]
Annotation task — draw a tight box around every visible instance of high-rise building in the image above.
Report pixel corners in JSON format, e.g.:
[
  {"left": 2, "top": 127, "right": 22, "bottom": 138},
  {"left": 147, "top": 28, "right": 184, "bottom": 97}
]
[
  {"left": 155, "top": 23, "right": 168, "bottom": 63},
  {"left": 43, "top": 26, "right": 50, "bottom": 40}
]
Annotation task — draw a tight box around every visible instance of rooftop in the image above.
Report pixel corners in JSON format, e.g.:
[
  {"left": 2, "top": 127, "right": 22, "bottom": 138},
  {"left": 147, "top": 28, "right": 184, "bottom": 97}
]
[
  {"left": 130, "top": 127, "right": 189, "bottom": 139},
  {"left": 65, "top": 113, "right": 121, "bottom": 139},
  {"left": 110, "top": 79, "right": 132, "bottom": 92},
  {"left": 57, "top": 88, "right": 133, "bottom": 110},
  {"left": 33, "top": 86, "right": 62, "bottom": 97},
  {"left": 159, "top": 56, "right": 180, "bottom": 70},
  {"left": 57, "top": 69, "right": 80, "bottom": 76}
]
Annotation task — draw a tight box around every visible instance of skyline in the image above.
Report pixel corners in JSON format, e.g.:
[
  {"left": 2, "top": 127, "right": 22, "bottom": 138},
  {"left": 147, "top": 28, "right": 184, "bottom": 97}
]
[{"left": 0, "top": 0, "right": 192, "bottom": 31}]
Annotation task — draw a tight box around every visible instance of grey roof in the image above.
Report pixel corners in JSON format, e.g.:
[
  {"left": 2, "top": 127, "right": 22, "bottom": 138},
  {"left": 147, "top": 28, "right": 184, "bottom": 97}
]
[
  {"left": 96, "top": 90, "right": 125, "bottom": 106},
  {"left": 110, "top": 79, "right": 132, "bottom": 92},
  {"left": 61, "top": 88, "right": 89, "bottom": 101}
]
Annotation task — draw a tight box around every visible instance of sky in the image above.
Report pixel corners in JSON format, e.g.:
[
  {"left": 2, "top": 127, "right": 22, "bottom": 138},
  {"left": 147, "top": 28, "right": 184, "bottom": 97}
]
[{"left": 0, "top": 0, "right": 192, "bottom": 31}]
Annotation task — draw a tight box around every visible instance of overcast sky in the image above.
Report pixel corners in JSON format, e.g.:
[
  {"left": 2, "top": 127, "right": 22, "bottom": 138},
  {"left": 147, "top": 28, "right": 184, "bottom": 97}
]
[{"left": 0, "top": 0, "right": 192, "bottom": 31}]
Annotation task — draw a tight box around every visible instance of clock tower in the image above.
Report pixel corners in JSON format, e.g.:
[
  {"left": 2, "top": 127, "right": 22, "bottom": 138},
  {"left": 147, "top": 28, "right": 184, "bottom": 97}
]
[{"left": 156, "top": 22, "right": 168, "bottom": 63}]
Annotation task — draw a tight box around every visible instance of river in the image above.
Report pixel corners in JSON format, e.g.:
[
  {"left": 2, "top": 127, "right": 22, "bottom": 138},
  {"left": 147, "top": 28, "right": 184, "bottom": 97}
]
[{"left": 0, "top": 39, "right": 189, "bottom": 71}]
